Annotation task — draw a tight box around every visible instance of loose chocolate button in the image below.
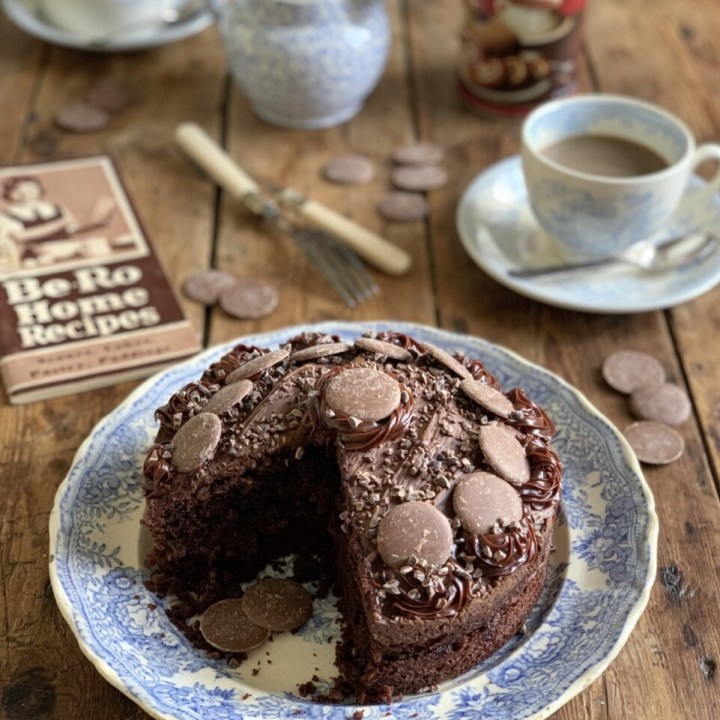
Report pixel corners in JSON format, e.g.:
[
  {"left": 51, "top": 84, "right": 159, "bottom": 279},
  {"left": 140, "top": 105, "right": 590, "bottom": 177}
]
[
  {"left": 226, "top": 349, "right": 290, "bottom": 383},
  {"left": 422, "top": 342, "right": 471, "bottom": 378},
  {"left": 377, "top": 501, "right": 453, "bottom": 569},
  {"left": 219, "top": 279, "right": 279, "bottom": 319},
  {"left": 183, "top": 269, "right": 237, "bottom": 306},
  {"left": 289, "top": 342, "right": 352, "bottom": 363},
  {"left": 241, "top": 578, "right": 313, "bottom": 632},
  {"left": 172, "top": 412, "right": 222, "bottom": 473},
  {"left": 602, "top": 350, "right": 666, "bottom": 394},
  {"left": 391, "top": 142, "right": 445, "bottom": 166},
  {"left": 354, "top": 337, "right": 413, "bottom": 361},
  {"left": 377, "top": 191, "right": 429, "bottom": 222},
  {"left": 629, "top": 382, "right": 691, "bottom": 426},
  {"left": 460, "top": 378, "right": 513, "bottom": 418},
  {"left": 203, "top": 380, "right": 253, "bottom": 415},
  {"left": 478, "top": 424, "right": 530, "bottom": 485},
  {"left": 391, "top": 165, "right": 448, "bottom": 192},
  {"left": 200, "top": 598, "right": 270, "bottom": 653},
  {"left": 623, "top": 421, "right": 685, "bottom": 465},
  {"left": 322, "top": 154, "right": 375, "bottom": 185},
  {"left": 86, "top": 80, "right": 130, "bottom": 112},
  {"left": 453, "top": 471, "right": 523, "bottom": 535},
  {"left": 54, "top": 102, "right": 109, "bottom": 133},
  {"left": 325, "top": 367, "right": 401, "bottom": 422}
]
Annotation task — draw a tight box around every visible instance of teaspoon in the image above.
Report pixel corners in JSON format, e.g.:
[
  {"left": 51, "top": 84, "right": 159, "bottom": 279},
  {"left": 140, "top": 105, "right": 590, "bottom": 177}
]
[{"left": 508, "top": 232, "right": 719, "bottom": 279}]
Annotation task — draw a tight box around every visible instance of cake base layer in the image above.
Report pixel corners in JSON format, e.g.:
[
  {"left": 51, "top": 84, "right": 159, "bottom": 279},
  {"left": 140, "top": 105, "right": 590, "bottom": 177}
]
[{"left": 334, "top": 537, "right": 550, "bottom": 703}]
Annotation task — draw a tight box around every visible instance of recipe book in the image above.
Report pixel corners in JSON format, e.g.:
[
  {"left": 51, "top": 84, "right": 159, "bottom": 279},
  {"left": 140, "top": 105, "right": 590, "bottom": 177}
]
[{"left": 0, "top": 155, "right": 201, "bottom": 404}]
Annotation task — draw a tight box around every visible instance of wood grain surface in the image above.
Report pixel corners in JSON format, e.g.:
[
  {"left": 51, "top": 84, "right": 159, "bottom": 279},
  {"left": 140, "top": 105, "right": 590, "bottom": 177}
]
[{"left": 1, "top": 1, "right": 719, "bottom": 718}]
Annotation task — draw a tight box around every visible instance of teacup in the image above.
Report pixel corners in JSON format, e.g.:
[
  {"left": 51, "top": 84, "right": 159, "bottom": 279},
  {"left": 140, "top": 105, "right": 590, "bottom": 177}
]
[
  {"left": 42, "top": 0, "right": 176, "bottom": 38},
  {"left": 521, "top": 94, "right": 720, "bottom": 259}
]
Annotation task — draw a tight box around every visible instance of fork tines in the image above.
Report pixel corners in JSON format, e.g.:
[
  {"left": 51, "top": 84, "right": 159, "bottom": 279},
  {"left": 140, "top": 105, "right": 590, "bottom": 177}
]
[{"left": 295, "top": 229, "right": 379, "bottom": 308}]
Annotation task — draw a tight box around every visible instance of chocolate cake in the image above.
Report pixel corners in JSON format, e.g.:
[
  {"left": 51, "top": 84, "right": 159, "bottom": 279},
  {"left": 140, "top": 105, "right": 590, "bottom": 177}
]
[{"left": 142, "top": 330, "right": 562, "bottom": 702}]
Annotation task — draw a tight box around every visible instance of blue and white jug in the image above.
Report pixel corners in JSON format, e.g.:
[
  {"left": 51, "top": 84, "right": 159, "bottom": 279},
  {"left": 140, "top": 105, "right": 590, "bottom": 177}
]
[{"left": 213, "top": 0, "right": 391, "bottom": 129}]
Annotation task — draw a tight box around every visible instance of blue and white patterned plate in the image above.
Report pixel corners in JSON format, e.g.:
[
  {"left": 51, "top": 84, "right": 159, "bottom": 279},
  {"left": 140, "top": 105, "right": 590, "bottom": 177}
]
[
  {"left": 49, "top": 321, "right": 658, "bottom": 720},
  {"left": 457, "top": 155, "right": 720, "bottom": 313}
]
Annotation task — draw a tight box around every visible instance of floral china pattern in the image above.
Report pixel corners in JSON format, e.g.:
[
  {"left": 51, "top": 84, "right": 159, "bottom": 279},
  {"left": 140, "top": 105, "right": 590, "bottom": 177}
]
[{"left": 50, "top": 321, "right": 657, "bottom": 720}]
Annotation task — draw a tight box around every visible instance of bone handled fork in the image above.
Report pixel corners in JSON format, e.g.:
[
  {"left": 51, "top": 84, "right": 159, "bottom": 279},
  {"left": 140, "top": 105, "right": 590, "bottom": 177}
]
[{"left": 175, "top": 123, "right": 412, "bottom": 274}]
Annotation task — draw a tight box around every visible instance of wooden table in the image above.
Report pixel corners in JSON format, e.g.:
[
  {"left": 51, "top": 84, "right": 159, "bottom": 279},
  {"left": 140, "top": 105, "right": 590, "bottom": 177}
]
[{"left": 1, "top": 1, "right": 719, "bottom": 718}]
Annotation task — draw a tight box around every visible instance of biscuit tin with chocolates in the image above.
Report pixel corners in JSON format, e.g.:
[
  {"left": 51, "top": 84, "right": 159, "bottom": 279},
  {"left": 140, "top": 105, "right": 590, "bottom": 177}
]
[{"left": 458, "top": 0, "right": 586, "bottom": 117}]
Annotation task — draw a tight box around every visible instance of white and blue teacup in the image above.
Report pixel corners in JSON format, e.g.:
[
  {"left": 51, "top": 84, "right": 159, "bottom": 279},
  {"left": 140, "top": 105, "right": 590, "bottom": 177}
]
[{"left": 521, "top": 94, "right": 720, "bottom": 259}]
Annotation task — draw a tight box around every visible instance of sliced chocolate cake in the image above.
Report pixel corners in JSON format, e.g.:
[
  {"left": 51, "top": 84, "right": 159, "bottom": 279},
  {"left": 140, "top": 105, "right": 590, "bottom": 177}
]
[{"left": 142, "top": 330, "right": 562, "bottom": 702}]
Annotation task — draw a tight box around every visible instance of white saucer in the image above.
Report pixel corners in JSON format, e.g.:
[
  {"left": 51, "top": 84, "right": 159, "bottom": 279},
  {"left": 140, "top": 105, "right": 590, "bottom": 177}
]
[
  {"left": 2, "top": 0, "right": 214, "bottom": 52},
  {"left": 457, "top": 155, "right": 720, "bottom": 314}
]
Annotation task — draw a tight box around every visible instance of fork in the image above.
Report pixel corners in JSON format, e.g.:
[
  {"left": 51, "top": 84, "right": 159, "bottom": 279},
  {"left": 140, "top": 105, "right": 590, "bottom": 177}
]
[{"left": 175, "top": 123, "right": 379, "bottom": 307}]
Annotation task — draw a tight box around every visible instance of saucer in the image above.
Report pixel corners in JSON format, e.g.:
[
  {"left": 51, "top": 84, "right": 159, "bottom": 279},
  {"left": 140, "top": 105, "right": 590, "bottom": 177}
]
[
  {"left": 456, "top": 155, "right": 720, "bottom": 313},
  {"left": 2, "top": 0, "right": 214, "bottom": 52}
]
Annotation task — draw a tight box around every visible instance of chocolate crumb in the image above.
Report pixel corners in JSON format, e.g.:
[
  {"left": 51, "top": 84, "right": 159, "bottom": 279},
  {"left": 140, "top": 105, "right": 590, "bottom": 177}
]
[
  {"left": 660, "top": 565, "right": 695, "bottom": 602},
  {"left": 699, "top": 657, "right": 717, "bottom": 681}
]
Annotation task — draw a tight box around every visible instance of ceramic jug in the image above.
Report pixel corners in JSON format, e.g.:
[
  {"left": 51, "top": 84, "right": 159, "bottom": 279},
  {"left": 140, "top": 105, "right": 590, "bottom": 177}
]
[{"left": 213, "top": 0, "right": 391, "bottom": 129}]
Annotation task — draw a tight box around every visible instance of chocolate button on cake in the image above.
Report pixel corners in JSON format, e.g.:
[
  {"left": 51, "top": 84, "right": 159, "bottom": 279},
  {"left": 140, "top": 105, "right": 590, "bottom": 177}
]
[{"left": 142, "top": 330, "right": 562, "bottom": 702}]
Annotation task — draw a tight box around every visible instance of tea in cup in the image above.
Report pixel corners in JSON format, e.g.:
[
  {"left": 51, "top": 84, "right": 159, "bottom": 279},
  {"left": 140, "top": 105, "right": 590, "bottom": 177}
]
[
  {"left": 521, "top": 94, "right": 720, "bottom": 259},
  {"left": 42, "top": 0, "right": 176, "bottom": 38}
]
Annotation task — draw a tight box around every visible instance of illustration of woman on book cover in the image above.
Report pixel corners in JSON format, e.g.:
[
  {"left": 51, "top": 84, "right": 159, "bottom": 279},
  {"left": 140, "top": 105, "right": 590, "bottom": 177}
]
[{"left": 0, "top": 174, "right": 118, "bottom": 271}]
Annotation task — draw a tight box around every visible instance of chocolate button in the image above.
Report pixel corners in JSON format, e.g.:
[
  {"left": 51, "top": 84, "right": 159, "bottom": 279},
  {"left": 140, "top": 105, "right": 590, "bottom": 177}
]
[
  {"left": 460, "top": 378, "right": 513, "bottom": 418},
  {"left": 354, "top": 337, "right": 412, "bottom": 361},
  {"left": 172, "top": 412, "right": 222, "bottom": 473},
  {"left": 392, "top": 142, "right": 445, "bottom": 166},
  {"left": 183, "top": 269, "right": 237, "bottom": 306},
  {"left": 602, "top": 350, "right": 666, "bottom": 394},
  {"left": 241, "top": 578, "right": 313, "bottom": 632},
  {"left": 54, "top": 102, "right": 109, "bottom": 133},
  {"left": 322, "top": 154, "right": 375, "bottom": 185},
  {"left": 623, "top": 420, "right": 685, "bottom": 465},
  {"left": 478, "top": 424, "right": 530, "bottom": 485},
  {"left": 391, "top": 165, "right": 448, "bottom": 192},
  {"left": 629, "top": 382, "right": 691, "bottom": 426},
  {"left": 453, "top": 472, "right": 523, "bottom": 535},
  {"left": 226, "top": 349, "right": 289, "bottom": 383},
  {"left": 422, "top": 342, "right": 471, "bottom": 378},
  {"left": 203, "top": 380, "right": 253, "bottom": 415},
  {"left": 377, "top": 501, "right": 453, "bottom": 569},
  {"left": 200, "top": 598, "right": 270, "bottom": 653},
  {"left": 377, "top": 191, "right": 429, "bottom": 222},
  {"left": 85, "top": 80, "right": 130, "bottom": 112},
  {"left": 325, "top": 367, "right": 401, "bottom": 422},
  {"left": 219, "top": 279, "right": 279, "bottom": 319},
  {"left": 289, "top": 342, "right": 352, "bottom": 363}
]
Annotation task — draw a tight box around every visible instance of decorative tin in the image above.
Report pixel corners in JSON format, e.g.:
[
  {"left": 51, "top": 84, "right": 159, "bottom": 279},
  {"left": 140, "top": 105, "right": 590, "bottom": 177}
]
[{"left": 458, "top": 0, "right": 587, "bottom": 117}]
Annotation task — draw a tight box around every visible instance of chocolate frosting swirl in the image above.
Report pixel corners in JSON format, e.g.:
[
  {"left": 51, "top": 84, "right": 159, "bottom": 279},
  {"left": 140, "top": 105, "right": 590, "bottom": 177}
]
[
  {"left": 374, "top": 559, "right": 472, "bottom": 619},
  {"left": 461, "top": 357, "right": 500, "bottom": 387},
  {"left": 375, "top": 331, "right": 425, "bottom": 354},
  {"left": 471, "top": 521, "right": 538, "bottom": 579},
  {"left": 315, "top": 366, "right": 414, "bottom": 451},
  {"left": 201, "top": 344, "right": 264, "bottom": 384},
  {"left": 143, "top": 444, "right": 175, "bottom": 498},
  {"left": 519, "top": 435, "right": 562, "bottom": 509},
  {"left": 506, "top": 388, "right": 556, "bottom": 437},
  {"left": 154, "top": 380, "right": 216, "bottom": 434}
]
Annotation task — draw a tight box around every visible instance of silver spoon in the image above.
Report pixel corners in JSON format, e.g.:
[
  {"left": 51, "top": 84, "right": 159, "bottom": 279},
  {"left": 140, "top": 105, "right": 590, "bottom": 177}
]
[
  {"left": 84, "top": 0, "right": 209, "bottom": 47},
  {"left": 508, "top": 232, "right": 719, "bottom": 279}
]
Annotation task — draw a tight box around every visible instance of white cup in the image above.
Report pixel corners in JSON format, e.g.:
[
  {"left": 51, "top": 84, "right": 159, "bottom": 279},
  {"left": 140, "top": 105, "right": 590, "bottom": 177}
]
[
  {"left": 42, "top": 0, "right": 175, "bottom": 38},
  {"left": 521, "top": 94, "right": 720, "bottom": 259}
]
